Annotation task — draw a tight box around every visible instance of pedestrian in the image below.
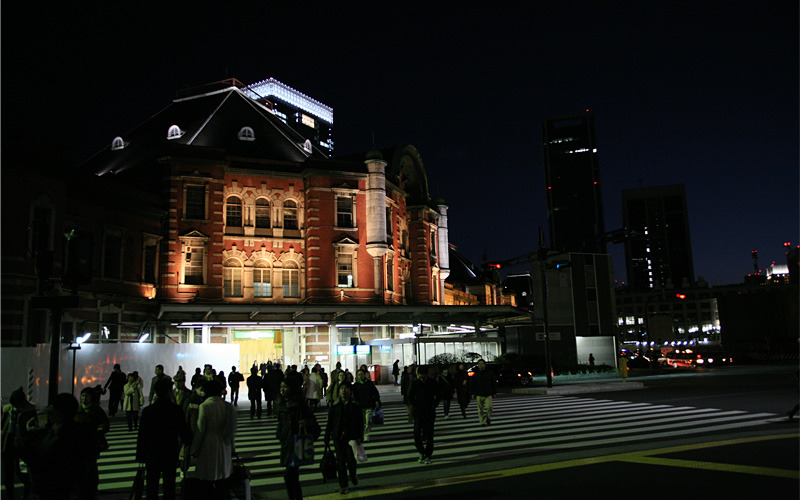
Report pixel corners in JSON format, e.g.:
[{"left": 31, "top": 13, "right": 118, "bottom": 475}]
[
  {"left": 324, "top": 383, "right": 363, "bottom": 494},
  {"left": 589, "top": 353, "right": 595, "bottom": 366},
  {"left": 392, "top": 360, "right": 401, "bottom": 385},
  {"left": 259, "top": 362, "right": 268, "bottom": 378},
  {"left": 454, "top": 363, "right": 471, "bottom": 419},
  {"left": 75, "top": 386, "right": 110, "bottom": 498},
  {"left": 344, "top": 368, "right": 354, "bottom": 384},
  {"left": 136, "top": 378, "right": 191, "bottom": 500},
  {"left": 352, "top": 369, "right": 381, "bottom": 442},
  {"left": 102, "top": 363, "right": 127, "bottom": 417},
  {"left": 408, "top": 365, "right": 438, "bottom": 464},
  {"left": 401, "top": 364, "right": 416, "bottom": 423},
  {"left": 149, "top": 365, "right": 171, "bottom": 404},
  {"left": 306, "top": 367, "right": 323, "bottom": 410},
  {"left": 274, "top": 378, "right": 315, "bottom": 500},
  {"left": 190, "top": 379, "right": 237, "bottom": 499},
  {"left": 330, "top": 361, "right": 343, "bottom": 385},
  {"left": 228, "top": 366, "right": 244, "bottom": 406},
  {"left": 1, "top": 388, "right": 37, "bottom": 499},
  {"left": 174, "top": 366, "right": 187, "bottom": 386},
  {"left": 191, "top": 367, "right": 203, "bottom": 389},
  {"left": 265, "top": 365, "right": 284, "bottom": 417},
  {"left": 19, "top": 393, "right": 93, "bottom": 499},
  {"left": 327, "top": 370, "right": 348, "bottom": 407},
  {"left": 174, "top": 376, "right": 192, "bottom": 415},
  {"left": 319, "top": 367, "right": 329, "bottom": 399},
  {"left": 470, "top": 359, "right": 497, "bottom": 426},
  {"left": 124, "top": 372, "right": 145, "bottom": 431},
  {"left": 247, "top": 366, "right": 263, "bottom": 419},
  {"left": 217, "top": 370, "right": 228, "bottom": 401},
  {"left": 436, "top": 366, "right": 454, "bottom": 419},
  {"left": 618, "top": 354, "right": 629, "bottom": 381}
]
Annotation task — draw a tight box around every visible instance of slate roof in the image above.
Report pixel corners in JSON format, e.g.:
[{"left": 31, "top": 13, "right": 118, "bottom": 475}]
[{"left": 80, "top": 86, "right": 363, "bottom": 181}]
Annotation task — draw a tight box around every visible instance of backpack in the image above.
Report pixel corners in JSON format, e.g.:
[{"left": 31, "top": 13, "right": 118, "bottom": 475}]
[{"left": 319, "top": 444, "right": 337, "bottom": 483}]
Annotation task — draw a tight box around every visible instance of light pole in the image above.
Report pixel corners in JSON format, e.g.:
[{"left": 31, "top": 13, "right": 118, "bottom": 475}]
[{"left": 68, "top": 332, "right": 91, "bottom": 395}]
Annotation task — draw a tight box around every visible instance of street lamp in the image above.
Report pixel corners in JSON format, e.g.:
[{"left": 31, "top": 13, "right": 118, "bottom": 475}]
[{"left": 68, "top": 332, "right": 91, "bottom": 395}]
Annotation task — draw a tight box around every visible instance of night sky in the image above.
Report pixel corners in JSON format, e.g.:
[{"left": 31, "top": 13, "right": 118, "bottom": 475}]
[{"left": 3, "top": 3, "right": 797, "bottom": 287}]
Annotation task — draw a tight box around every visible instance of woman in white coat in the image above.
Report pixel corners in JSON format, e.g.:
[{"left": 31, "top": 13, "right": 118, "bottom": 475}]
[
  {"left": 123, "top": 372, "right": 144, "bottom": 431},
  {"left": 190, "top": 379, "right": 236, "bottom": 498}
]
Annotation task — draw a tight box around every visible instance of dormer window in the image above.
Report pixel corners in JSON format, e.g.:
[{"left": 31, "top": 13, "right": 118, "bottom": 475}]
[
  {"left": 111, "top": 136, "right": 127, "bottom": 150},
  {"left": 302, "top": 139, "right": 312, "bottom": 154},
  {"left": 167, "top": 125, "right": 185, "bottom": 140},
  {"left": 238, "top": 127, "right": 255, "bottom": 141}
]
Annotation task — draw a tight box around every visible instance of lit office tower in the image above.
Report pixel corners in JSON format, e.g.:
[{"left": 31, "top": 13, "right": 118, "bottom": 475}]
[
  {"left": 622, "top": 184, "right": 695, "bottom": 290},
  {"left": 244, "top": 78, "right": 334, "bottom": 156},
  {"left": 542, "top": 113, "right": 606, "bottom": 253}
]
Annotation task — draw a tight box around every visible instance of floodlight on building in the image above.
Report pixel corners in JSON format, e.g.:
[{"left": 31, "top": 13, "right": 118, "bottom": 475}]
[{"left": 76, "top": 333, "right": 91, "bottom": 344}]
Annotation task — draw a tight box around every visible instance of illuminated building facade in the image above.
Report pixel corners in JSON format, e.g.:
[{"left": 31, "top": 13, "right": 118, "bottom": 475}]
[
  {"left": 244, "top": 77, "right": 334, "bottom": 156},
  {"left": 2, "top": 81, "right": 526, "bottom": 392},
  {"left": 622, "top": 184, "right": 694, "bottom": 290},
  {"left": 542, "top": 113, "right": 606, "bottom": 253}
]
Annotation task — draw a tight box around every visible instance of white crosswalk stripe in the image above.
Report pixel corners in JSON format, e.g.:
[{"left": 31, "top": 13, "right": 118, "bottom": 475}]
[{"left": 96, "top": 395, "right": 777, "bottom": 496}]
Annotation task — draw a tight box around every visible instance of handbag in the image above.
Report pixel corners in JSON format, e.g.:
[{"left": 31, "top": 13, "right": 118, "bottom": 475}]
[
  {"left": 288, "top": 434, "right": 315, "bottom": 467},
  {"left": 128, "top": 465, "right": 145, "bottom": 500},
  {"left": 228, "top": 453, "right": 251, "bottom": 500},
  {"left": 349, "top": 440, "right": 368, "bottom": 463},
  {"left": 319, "top": 444, "right": 337, "bottom": 483},
  {"left": 371, "top": 407, "right": 384, "bottom": 425}
]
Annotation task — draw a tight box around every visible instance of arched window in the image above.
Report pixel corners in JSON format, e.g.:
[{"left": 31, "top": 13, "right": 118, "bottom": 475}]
[
  {"left": 238, "top": 127, "right": 255, "bottom": 141},
  {"left": 282, "top": 261, "right": 300, "bottom": 298},
  {"left": 223, "top": 258, "right": 243, "bottom": 297},
  {"left": 111, "top": 136, "right": 127, "bottom": 150},
  {"left": 167, "top": 125, "right": 184, "bottom": 140},
  {"left": 226, "top": 196, "right": 242, "bottom": 227},
  {"left": 253, "top": 259, "right": 272, "bottom": 297},
  {"left": 255, "top": 198, "right": 271, "bottom": 229},
  {"left": 283, "top": 200, "right": 298, "bottom": 230}
]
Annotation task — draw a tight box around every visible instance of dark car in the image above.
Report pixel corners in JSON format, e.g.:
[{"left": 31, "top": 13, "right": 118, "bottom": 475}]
[{"left": 467, "top": 363, "right": 534, "bottom": 386}]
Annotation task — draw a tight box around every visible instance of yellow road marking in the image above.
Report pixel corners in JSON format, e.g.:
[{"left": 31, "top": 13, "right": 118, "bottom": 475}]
[
  {"left": 307, "top": 433, "right": 799, "bottom": 499},
  {"left": 619, "top": 455, "right": 798, "bottom": 479}
]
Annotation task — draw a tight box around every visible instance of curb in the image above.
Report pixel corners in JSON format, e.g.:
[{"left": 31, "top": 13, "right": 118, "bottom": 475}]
[{"left": 512, "top": 381, "right": 645, "bottom": 395}]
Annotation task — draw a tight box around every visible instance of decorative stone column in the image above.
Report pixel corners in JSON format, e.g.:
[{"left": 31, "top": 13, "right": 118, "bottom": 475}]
[
  {"left": 365, "top": 149, "right": 388, "bottom": 295},
  {"left": 437, "top": 201, "right": 451, "bottom": 302}
]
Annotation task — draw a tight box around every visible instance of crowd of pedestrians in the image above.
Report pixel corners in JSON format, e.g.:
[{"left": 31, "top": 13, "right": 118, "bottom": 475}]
[{"left": 2, "top": 357, "right": 496, "bottom": 499}]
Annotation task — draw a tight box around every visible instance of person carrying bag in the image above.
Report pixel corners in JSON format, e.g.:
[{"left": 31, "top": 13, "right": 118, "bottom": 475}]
[{"left": 323, "top": 383, "right": 364, "bottom": 494}]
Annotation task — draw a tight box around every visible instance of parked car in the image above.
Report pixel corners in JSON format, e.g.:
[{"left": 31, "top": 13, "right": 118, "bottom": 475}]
[
  {"left": 467, "top": 363, "right": 534, "bottom": 386},
  {"left": 658, "top": 350, "right": 697, "bottom": 368}
]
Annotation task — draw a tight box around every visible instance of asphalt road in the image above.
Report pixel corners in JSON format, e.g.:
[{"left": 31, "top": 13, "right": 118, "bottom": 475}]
[{"left": 306, "top": 365, "right": 799, "bottom": 500}]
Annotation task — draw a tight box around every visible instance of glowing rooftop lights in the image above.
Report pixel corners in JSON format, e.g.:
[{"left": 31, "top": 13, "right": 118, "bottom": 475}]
[{"left": 245, "top": 78, "right": 333, "bottom": 124}]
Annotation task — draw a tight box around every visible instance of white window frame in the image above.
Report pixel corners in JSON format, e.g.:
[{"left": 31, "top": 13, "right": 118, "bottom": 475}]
[
  {"left": 282, "top": 262, "right": 300, "bottom": 298},
  {"left": 223, "top": 258, "right": 243, "bottom": 297},
  {"left": 181, "top": 235, "right": 208, "bottom": 285},
  {"left": 253, "top": 259, "right": 272, "bottom": 297}
]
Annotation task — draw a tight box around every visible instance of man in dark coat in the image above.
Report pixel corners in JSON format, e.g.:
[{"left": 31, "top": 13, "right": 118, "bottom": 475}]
[
  {"left": 352, "top": 369, "right": 381, "bottom": 441},
  {"left": 149, "top": 364, "right": 171, "bottom": 404},
  {"left": 75, "top": 386, "right": 110, "bottom": 498},
  {"left": 324, "top": 384, "right": 364, "bottom": 494},
  {"left": 470, "top": 359, "right": 497, "bottom": 426},
  {"left": 247, "top": 366, "right": 263, "bottom": 419},
  {"left": 263, "top": 366, "right": 284, "bottom": 417},
  {"left": 228, "top": 366, "right": 245, "bottom": 406},
  {"left": 408, "top": 365, "right": 438, "bottom": 464},
  {"left": 137, "top": 378, "right": 191, "bottom": 500},
  {"left": 102, "top": 363, "right": 127, "bottom": 417}
]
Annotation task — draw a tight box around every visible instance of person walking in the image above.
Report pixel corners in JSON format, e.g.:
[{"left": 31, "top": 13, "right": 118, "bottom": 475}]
[
  {"left": 216, "top": 371, "right": 228, "bottom": 401},
  {"left": 102, "top": 363, "right": 127, "bottom": 417},
  {"left": 392, "top": 360, "right": 401, "bottom": 385},
  {"left": 228, "top": 366, "right": 244, "bottom": 406},
  {"left": 352, "top": 369, "right": 381, "bottom": 442},
  {"left": 454, "top": 363, "right": 471, "bottom": 419},
  {"left": 401, "top": 364, "right": 416, "bottom": 423},
  {"left": 408, "top": 365, "right": 438, "bottom": 464},
  {"left": 264, "top": 365, "right": 284, "bottom": 417},
  {"left": 149, "top": 365, "right": 171, "bottom": 404},
  {"left": 588, "top": 353, "right": 595, "bottom": 366},
  {"left": 327, "top": 370, "right": 348, "bottom": 407},
  {"left": 190, "top": 367, "right": 203, "bottom": 390},
  {"left": 324, "top": 383, "right": 363, "bottom": 494},
  {"left": 247, "top": 366, "right": 263, "bottom": 419},
  {"left": 274, "top": 378, "right": 315, "bottom": 500},
  {"left": 75, "top": 386, "right": 110, "bottom": 498},
  {"left": 2, "top": 388, "right": 37, "bottom": 499},
  {"left": 19, "top": 393, "right": 93, "bottom": 500},
  {"left": 330, "top": 361, "right": 343, "bottom": 385},
  {"left": 436, "top": 366, "right": 455, "bottom": 419},
  {"left": 124, "top": 372, "right": 145, "bottom": 431},
  {"left": 470, "top": 359, "right": 497, "bottom": 426},
  {"left": 306, "top": 367, "right": 323, "bottom": 410},
  {"left": 190, "top": 379, "right": 237, "bottom": 499},
  {"left": 136, "top": 378, "right": 191, "bottom": 500}
]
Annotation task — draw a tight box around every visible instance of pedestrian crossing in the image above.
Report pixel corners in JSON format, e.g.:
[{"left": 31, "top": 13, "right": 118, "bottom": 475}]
[{"left": 96, "top": 395, "right": 777, "bottom": 497}]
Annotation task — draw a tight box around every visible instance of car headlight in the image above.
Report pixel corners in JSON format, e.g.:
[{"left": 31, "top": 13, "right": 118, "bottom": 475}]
[{"left": 696, "top": 359, "right": 704, "bottom": 364}]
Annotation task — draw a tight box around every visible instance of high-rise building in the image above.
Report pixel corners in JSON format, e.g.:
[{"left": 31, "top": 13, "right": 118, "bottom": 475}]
[
  {"left": 542, "top": 113, "right": 606, "bottom": 253},
  {"left": 622, "top": 184, "right": 694, "bottom": 290},
  {"left": 244, "top": 77, "right": 334, "bottom": 156}
]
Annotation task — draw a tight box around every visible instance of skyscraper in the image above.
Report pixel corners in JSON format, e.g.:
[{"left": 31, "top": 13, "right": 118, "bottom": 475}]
[
  {"left": 542, "top": 113, "right": 606, "bottom": 253},
  {"left": 622, "top": 184, "right": 694, "bottom": 290},
  {"left": 244, "top": 77, "right": 334, "bottom": 156}
]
